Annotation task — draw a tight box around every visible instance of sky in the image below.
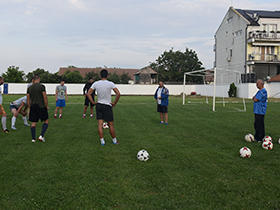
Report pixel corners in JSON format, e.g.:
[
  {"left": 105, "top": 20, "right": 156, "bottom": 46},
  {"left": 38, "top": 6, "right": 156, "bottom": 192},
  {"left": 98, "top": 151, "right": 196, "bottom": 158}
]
[{"left": 0, "top": 0, "right": 279, "bottom": 75}]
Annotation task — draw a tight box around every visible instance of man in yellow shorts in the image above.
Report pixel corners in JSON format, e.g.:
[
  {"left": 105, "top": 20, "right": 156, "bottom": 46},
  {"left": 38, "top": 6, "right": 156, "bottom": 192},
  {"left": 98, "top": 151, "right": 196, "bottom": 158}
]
[{"left": 0, "top": 77, "right": 10, "bottom": 133}]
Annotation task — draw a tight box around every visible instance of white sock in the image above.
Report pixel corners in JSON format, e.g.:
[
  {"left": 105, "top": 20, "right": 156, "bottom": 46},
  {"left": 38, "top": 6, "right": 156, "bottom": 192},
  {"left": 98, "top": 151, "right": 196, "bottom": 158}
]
[
  {"left": 12, "top": 116, "right": 16, "bottom": 127},
  {"left": 113, "top": 138, "right": 117, "bottom": 143},
  {"left": 2, "top": 117, "right": 7, "bottom": 130},
  {"left": 55, "top": 114, "right": 57, "bottom": 116},
  {"left": 59, "top": 114, "right": 62, "bottom": 117},
  {"left": 83, "top": 114, "right": 86, "bottom": 116},
  {"left": 22, "top": 116, "right": 28, "bottom": 124},
  {"left": 100, "top": 138, "right": 105, "bottom": 144}
]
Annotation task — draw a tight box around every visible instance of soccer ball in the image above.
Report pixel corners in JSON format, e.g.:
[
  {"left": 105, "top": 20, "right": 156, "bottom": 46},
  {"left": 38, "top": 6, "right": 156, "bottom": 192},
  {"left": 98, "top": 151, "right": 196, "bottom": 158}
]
[
  {"left": 244, "top": 134, "right": 254, "bottom": 142},
  {"left": 262, "top": 141, "right": 273, "bottom": 150},
  {"left": 239, "top": 147, "right": 251, "bottom": 158},
  {"left": 263, "top": 136, "right": 272, "bottom": 142},
  {"left": 103, "top": 122, "right": 109, "bottom": 129},
  {"left": 278, "top": 138, "right": 280, "bottom": 145},
  {"left": 137, "top": 150, "right": 150, "bottom": 162}
]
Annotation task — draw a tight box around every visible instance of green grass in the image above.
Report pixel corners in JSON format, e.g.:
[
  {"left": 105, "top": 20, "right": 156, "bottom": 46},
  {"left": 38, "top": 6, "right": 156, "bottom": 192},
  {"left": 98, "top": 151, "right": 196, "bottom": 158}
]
[{"left": 1, "top": 95, "right": 280, "bottom": 209}]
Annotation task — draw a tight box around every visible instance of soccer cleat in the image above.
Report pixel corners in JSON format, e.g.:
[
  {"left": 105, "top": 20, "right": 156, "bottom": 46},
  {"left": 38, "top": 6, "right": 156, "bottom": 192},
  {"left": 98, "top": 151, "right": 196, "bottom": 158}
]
[
  {"left": 113, "top": 140, "right": 119, "bottom": 144},
  {"left": 38, "top": 135, "right": 45, "bottom": 142},
  {"left": 83, "top": 115, "right": 85, "bottom": 118},
  {"left": 54, "top": 115, "right": 57, "bottom": 119},
  {"left": 159, "top": 121, "right": 164, "bottom": 124},
  {"left": 2, "top": 129, "right": 10, "bottom": 133},
  {"left": 165, "top": 122, "right": 168, "bottom": 125},
  {"left": 101, "top": 139, "right": 105, "bottom": 146},
  {"left": 90, "top": 114, "right": 93, "bottom": 118},
  {"left": 59, "top": 115, "right": 62, "bottom": 119},
  {"left": 31, "top": 139, "right": 36, "bottom": 143},
  {"left": 24, "top": 123, "right": 30, "bottom": 126},
  {"left": 11, "top": 126, "right": 17, "bottom": 130}
]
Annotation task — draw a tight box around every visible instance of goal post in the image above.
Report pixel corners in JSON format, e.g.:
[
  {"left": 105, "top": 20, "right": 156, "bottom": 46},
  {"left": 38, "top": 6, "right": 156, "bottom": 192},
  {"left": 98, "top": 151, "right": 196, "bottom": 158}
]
[{"left": 183, "top": 68, "right": 247, "bottom": 112}]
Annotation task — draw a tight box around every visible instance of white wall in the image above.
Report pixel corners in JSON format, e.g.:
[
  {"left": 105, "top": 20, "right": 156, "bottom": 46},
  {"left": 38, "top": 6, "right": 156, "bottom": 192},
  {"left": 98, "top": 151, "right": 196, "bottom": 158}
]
[{"left": 4, "top": 83, "right": 280, "bottom": 98}]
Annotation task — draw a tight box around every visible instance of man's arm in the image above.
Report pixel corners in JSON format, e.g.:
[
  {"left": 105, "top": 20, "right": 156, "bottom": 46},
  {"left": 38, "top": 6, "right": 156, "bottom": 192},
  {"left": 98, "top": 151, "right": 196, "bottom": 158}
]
[
  {"left": 65, "top": 90, "right": 68, "bottom": 102},
  {"left": 111, "top": 88, "right": 120, "bottom": 107},
  {"left": 17, "top": 102, "right": 26, "bottom": 113},
  {"left": 55, "top": 89, "right": 58, "bottom": 101},
  {"left": 27, "top": 93, "right": 30, "bottom": 108},
  {"left": 87, "top": 88, "right": 96, "bottom": 105},
  {"left": 42, "top": 91, "right": 49, "bottom": 109}
]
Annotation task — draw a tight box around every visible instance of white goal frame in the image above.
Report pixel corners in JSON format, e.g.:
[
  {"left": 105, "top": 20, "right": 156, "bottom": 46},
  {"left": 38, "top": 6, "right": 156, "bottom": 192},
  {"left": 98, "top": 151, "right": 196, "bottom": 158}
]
[{"left": 183, "top": 68, "right": 246, "bottom": 112}]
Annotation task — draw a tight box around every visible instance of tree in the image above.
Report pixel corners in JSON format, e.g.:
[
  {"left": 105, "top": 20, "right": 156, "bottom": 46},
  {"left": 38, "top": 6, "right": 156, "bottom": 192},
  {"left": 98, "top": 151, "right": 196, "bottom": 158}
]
[
  {"left": 84, "top": 71, "right": 100, "bottom": 82},
  {"left": 1, "top": 66, "right": 25, "bottom": 83},
  {"left": 149, "top": 47, "right": 204, "bottom": 83},
  {"left": 63, "top": 70, "right": 84, "bottom": 83},
  {"left": 68, "top": 65, "right": 77, "bottom": 68},
  {"left": 120, "top": 72, "right": 130, "bottom": 84},
  {"left": 108, "top": 72, "right": 120, "bottom": 84}
]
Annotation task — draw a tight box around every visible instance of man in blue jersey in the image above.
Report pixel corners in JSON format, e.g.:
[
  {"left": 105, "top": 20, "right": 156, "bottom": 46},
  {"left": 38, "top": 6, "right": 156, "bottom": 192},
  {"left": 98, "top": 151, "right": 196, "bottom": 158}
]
[
  {"left": 252, "top": 79, "right": 267, "bottom": 142},
  {"left": 87, "top": 69, "right": 121, "bottom": 146}
]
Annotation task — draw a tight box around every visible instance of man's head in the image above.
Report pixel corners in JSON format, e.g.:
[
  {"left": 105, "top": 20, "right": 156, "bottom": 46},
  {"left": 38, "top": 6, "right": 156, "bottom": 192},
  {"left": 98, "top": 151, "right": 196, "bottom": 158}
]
[
  {"left": 0, "top": 76, "right": 4, "bottom": 86},
  {"left": 256, "top": 79, "right": 264, "bottom": 90},
  {"left": 33, "top": 74, "right": 40, "bottom": 83},
  {"left": 89, "top": 78, "right": 93, "bottom": 83},
  {"left": 100, "top": 69, "right": 108, "bottom": 79},
  {"left": 159, "top": 81, "right": 164, "bottom": 88},
  {"left": 60, "top": 80, "right": 65, "bottom": 86},
  {"left": 32, "top": 74, "right": 39, "bottom": 83}
]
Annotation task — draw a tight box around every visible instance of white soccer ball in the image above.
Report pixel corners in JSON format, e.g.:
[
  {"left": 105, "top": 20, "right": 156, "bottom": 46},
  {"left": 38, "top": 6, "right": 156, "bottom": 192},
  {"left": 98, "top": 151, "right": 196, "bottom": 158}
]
[
  {"left": 137, "top": 150, "right": 150, "bottom": 162},
  {"left": 278, "top": 138, "right": 280, "bottom": 145},
  {"left": 262, "top": 141, "right": 273, "bottom": 150},
  {"left": 244, "top": 134, "right": 254, "bottom": 142},
  {"left": 239, "top": 147, "right": 251, "bottom": 158},
  {"left": 103, "top": 122, "right": 109, "bottom": 129},
  {"left": 263, "top": 136, "right": 273, "bottom": 142}
]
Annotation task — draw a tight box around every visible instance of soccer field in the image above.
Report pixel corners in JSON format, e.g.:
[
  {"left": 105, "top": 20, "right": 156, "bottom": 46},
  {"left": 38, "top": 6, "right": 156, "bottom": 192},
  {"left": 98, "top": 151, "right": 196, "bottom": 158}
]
[{"left": 0, "top": 95, "right": 280, "bottom": 209}]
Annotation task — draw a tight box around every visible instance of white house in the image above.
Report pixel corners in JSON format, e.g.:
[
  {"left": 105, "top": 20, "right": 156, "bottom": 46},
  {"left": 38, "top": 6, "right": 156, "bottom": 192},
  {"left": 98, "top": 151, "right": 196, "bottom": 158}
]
[{"left": 214, "top": 7, "right": 280, "bottom": 84}]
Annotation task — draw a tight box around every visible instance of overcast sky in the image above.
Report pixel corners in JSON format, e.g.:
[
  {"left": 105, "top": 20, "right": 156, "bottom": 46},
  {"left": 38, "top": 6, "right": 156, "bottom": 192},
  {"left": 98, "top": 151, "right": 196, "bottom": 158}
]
[{"left": 0, "top": 0, "right": 279, "bottom": 74}]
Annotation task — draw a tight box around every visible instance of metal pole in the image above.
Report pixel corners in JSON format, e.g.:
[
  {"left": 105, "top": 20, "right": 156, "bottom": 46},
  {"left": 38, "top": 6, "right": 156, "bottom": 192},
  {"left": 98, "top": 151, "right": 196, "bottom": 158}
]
[
  {"left": 213, "top": 68, "right": 216, "bottom": 111},
  {"left": 183, "top": 73, "right": 186, "bottom": 105}
]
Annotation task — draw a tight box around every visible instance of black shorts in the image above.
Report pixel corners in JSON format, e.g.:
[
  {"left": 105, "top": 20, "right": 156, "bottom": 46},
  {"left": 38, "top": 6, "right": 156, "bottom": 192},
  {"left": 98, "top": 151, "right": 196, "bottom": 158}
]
[
  {"left": 96, "top": 103, "right": 114, "bottom": 122},
  {"left": 84, "top": 96, "right": 95, "bottom": 107},
  {"left": 29, "top": 104, "right": 49, "bottom": 122},
  {"left": 157, "top": 104, "right": 168, "bottom": 113}
]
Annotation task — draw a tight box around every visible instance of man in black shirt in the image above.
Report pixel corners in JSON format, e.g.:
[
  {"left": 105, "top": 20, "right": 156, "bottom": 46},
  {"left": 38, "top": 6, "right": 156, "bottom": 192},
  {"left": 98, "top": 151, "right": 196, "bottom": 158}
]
[{"left": 83, "top": 78, "right": 95, "bottom": 118}]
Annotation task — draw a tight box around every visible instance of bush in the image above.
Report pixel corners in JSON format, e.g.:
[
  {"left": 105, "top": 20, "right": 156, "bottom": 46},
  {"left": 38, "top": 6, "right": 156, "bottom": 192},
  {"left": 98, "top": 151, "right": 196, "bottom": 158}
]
[{"left": 228, "top": 82, "right": 237, "bottom": 97}]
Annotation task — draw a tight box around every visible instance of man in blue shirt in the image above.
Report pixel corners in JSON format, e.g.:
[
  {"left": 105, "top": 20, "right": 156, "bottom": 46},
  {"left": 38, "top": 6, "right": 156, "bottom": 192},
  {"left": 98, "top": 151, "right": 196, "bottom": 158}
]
[
  {"left": 154, "top": 81, "right": 169, "bottom": 125},
  {"left": 253, "top": 79, "right": 267, "bottom": 142}
]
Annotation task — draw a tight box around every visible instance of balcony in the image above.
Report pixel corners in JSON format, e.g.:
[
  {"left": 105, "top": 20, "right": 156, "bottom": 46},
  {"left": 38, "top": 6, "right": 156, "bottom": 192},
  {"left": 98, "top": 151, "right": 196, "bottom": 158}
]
[
  {"left": 248, "top": 53, "right": 280, "bottom": 64},
  {"left": 247, "top": 30, "right": 280, "bottom": 44}
]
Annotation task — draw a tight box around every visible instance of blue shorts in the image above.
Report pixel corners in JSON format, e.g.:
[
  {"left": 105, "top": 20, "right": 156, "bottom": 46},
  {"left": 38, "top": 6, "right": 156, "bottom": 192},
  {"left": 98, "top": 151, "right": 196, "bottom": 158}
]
[
  {"left": 56, "top": 99, "right": 66, "bottom": 107},
  {"left": 9, "top": 104, "right": 18, "bottom": 110}
]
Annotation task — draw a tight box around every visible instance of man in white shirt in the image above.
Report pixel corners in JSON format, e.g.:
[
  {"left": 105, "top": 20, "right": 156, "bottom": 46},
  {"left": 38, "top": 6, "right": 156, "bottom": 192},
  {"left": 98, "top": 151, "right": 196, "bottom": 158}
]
[
  {"left": 0, "top": 77, "right": 10, "bottom": 133},
  {"left": 9, "top": 96, "right": 30, "bottom": 129},
  {"left": 87, "top": 69, "right": 121, "bottom": 145}
]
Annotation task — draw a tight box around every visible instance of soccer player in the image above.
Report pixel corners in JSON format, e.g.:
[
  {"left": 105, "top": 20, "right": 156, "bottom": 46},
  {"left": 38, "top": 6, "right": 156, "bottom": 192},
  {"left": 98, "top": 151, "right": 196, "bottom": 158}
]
[
  {"left": 154, "top": 81, "right": 169, "bottom": 125},
  {"left": 10, "top": 96, "right": 30, "bottom": 130},
  {"left": 83, "top": 78, "right": 95, "bottom": 118},
  {"left": 54, "top": 80, "right": 68, "bottom": 118},
  {"left": 27, "top": 74, "right": 49, "bottom": 142},
  {"left": 0, "top": 77, "right": 9, "bottom": 133},
  {"left": 87, "top": 69, "right": 121, "bottom": 145},
  {"left": 253, "top": 79, "right": 267, "bottom": 142}
]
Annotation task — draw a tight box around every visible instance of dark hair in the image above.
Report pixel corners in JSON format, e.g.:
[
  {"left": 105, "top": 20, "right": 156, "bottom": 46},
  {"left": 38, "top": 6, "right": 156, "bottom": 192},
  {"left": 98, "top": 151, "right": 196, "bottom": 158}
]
[
  {"left": 61, "top": 79, "right": 65, "bottom": 82},
  {"left": 100, "top": 69, "right": 108, "bottom": 78},
  {"left": 33, "top": 74, "right": 40, "bottom": 80},
  {"left": 88, "top": 78, "right": 93, "bottom": 81}
]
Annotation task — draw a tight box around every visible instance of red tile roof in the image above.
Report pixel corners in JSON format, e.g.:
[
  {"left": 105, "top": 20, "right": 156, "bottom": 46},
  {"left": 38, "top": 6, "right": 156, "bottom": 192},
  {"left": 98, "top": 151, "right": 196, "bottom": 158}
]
[
  {"left": 58, "top": 67, "right": 140, "bottom": 80},
  {"left": 268, "top": 74, "right": 280, "bottom": 82}
]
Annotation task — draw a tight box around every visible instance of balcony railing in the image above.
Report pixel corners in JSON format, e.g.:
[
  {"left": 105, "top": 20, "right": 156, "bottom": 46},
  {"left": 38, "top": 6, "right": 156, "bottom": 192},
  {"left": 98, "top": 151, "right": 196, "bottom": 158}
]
[
  {"left": 248, "top": 31, "right": 280, "bottom": 40},
  {"left": 248, "top": 53, "right": 280, "bottom": 62}
]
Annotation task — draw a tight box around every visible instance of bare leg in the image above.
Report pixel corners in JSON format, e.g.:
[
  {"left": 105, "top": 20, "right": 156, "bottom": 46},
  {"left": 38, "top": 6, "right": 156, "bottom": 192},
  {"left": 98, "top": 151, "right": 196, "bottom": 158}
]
[
  {"left": 160, "top": 112, "right": 164, "bottom": 122},
  {"left": 97, "top": 120, "right": 104, "bottom": 138},
  {"left": 55, "top": 107, "right": 59, "bottom": 115},
  {"left": 108, "top": 121, "right": 116, "bottom": 138},
  {"left": 59, "top": 107, "right": 63, "bottom": 115},
  {"left": 164, "top": 113, "right": 168, "bottom": 123},
  {"left": 90, "top": 106, "right": 93, "bottom": 115},
  {"left": 83, "top": 106, "right": 88, "bottom": 114}
]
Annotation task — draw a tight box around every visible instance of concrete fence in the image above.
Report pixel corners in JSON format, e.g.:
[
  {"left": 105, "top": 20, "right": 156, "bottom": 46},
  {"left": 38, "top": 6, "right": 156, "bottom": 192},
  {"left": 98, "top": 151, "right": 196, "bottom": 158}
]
[{"left": 3, "top": 82, "right": 280, "bottom": 99}]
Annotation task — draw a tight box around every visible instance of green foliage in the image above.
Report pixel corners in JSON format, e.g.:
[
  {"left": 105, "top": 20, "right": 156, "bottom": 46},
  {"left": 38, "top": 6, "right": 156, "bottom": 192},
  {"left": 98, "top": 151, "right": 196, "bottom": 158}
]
[
  {"left": 63, "top": 70, "right": 84, "bottom": 83},
  {"left": 1, "top": 66, "right": 25, "bottom": 83},
  {"left": 26, "top": 68, "right": 62, "bottom": 83},
  {"left": 228, "top": 82, "right": 237, "bottom": 97},
  {"left": 120, "top": 72, "right": 130, "bottom": 84},
  {"left": 68, "top": 65, "right": 77, "bottom": 68},
  {"left": 108, "top": 72, "right": 121, "bottom": 84},
  {"left": 1, "top": 95, "right": 280, "bottom": 209},
  {"left": 150, "top": 47, "right": 204, "bottom": 83},
  {"left": 84, "top": 71, "right": 100, "bottom": 82}
]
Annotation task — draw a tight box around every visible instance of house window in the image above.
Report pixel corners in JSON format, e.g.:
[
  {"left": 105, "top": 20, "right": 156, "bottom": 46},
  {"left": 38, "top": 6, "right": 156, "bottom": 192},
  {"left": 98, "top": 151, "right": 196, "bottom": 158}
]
[
  {"left": 235, "top": 30, "right": 242, "bottom": 37},
  {"left": 227, "top": 17, "right": 233, "bottom": 23}
]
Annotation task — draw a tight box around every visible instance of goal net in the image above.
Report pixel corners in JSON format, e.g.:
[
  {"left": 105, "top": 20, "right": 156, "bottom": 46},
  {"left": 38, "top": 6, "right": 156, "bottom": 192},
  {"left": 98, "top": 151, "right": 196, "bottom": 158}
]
[{"left": 182, "top": 68, "right": 247, "bottom": 111}]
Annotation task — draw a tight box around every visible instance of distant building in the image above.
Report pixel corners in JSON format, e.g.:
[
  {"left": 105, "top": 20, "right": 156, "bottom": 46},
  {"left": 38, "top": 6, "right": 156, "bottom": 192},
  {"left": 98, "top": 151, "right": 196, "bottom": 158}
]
[
  {"left": 133, "top": 66, "right": 158, "bottom": 84},
  {"left": 214, "top": 7, "right": 280, "bottom": 83}
]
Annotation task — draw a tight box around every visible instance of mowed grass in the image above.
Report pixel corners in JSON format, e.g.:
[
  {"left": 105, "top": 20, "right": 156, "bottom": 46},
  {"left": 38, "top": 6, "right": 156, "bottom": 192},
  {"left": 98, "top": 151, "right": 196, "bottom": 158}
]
[{"left": 1, "top": 95, "right": 280, "bottom": 209}]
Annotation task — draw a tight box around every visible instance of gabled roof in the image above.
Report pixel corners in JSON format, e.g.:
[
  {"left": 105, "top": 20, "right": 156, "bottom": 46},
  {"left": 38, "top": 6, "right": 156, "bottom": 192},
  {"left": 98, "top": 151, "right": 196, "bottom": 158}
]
[
  {"left": 235, "top": 8, "right": 280, "bottom": 26},
  {"left": 134, "top": 66, "right": 158, "bottom": 75},
  {"left": 58, "top": 67, "right": 139, "bottom": 80}
]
